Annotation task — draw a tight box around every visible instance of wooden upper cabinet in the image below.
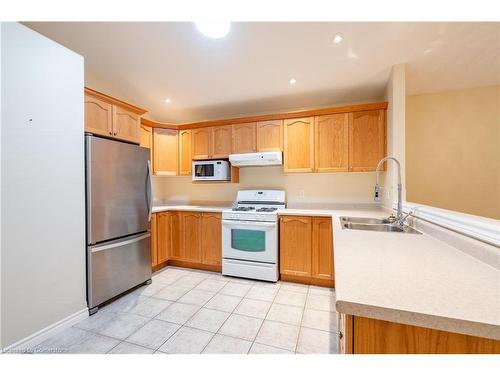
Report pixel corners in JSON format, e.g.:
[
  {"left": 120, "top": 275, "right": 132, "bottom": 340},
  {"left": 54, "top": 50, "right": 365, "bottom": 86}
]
[
  {"left": 180, "top": 212, "right": 202, "bottom": 263},
  {"left": 201, "top": 213, "right": 222, "bottom": 267},
  {"left": 212, "top": 125, "right": 232, "bottom": 158},
  {"left": 279, "top": 216, "right": 312, "bottom": 277},
  {"left": 314, "top": 114, "right": 349, "bottom": 172},
  {"left": 312, "top": 217, "right": 334, "bottom": 285},
  {"left": 113, "top": 106, "right": 140, "bottom": 143},
  {"left": 84, "top": 94, "right": 113, "bottom": 137},
  {"left": 232, "top": 123, "right": 257, "bottom": 154},
  {"left": 84, "top": 89, "right": 146, "bottom": 143},
  {"left": 349, "top": 110, "right": 386, "bottom": 172},
  {"left": 191, "top": 127, "right": 212, "bottom": 160},
  {"left": 154, "top": 128, "right": 178, "bottom": 175},
  {"left": 283, "top": 117, "right": 314, "bottom": 173},
  {"left": 156, "top": 212, "right": 170, "bottom": 264},
  {"left": 256, "top": 120, "right": 283, "bottom": 152},
  {"left": 178, "top": 129, "right": 192, "bottom": 176},
  {"left": 140, "top": 125, "right": 153, "bottom": 170},
  {"left": 140, "top": 125, "right": 153, "bottom": 149}
]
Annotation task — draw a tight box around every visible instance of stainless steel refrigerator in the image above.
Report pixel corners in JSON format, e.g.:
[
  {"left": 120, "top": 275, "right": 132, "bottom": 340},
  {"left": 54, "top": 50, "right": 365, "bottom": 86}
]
[{"left": 85, "top": 134, "right": 153, "bottom": 314}]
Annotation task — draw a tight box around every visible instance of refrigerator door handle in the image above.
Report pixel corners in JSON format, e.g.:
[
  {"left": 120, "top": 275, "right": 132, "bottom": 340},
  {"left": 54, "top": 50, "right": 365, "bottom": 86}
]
[
  {"left": 91, "top": 233, "right": 151, "bottom": 253},
  {"left": 147, "top": 159, "right": 153, "bottom": 222}
]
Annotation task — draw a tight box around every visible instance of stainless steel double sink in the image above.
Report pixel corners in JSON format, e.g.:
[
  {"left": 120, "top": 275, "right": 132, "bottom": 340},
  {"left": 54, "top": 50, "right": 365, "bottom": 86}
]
[{"left": 340, "top": 216, "right": 422, "bottom": 234}]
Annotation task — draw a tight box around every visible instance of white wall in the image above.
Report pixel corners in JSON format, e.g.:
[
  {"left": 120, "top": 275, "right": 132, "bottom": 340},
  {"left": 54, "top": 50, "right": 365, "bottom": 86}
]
[
  {"left": 1, "top": 23, "right": 87, "bottom": 348},
  {"left": 382, "top": 64, "right": 406, "bottom": 209}
]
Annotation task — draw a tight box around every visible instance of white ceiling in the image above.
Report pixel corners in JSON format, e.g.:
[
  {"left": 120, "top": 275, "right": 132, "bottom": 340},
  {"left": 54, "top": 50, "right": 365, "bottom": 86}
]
[{"left": 24, "top": 22, "right": 500, "bottom": 123}]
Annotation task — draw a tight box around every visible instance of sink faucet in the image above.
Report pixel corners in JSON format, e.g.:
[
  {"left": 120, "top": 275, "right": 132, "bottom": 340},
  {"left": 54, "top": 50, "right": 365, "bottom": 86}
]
[{"left": 374, "top": 156, "right": 405, "bottom": 226}]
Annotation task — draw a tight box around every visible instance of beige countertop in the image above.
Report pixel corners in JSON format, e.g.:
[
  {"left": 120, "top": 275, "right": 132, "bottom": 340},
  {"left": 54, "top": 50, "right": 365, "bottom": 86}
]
[
  {"left": 152, "top": 201, "right": 232, "bottom": 213},
  {"left": 152, "top": 202, "right": 500, "bottom": 340}
]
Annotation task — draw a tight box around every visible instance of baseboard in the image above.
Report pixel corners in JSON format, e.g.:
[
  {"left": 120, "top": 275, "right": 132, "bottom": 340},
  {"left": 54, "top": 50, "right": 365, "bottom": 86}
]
[
  {"left": 168, "top": 259, "right": 221, "bottom": 273},
  {"left": 280, "top": 274, "right": 334, "bottom": 288},
  {"left": 2, "top": 307, "right": 89, "bottom": 353}
]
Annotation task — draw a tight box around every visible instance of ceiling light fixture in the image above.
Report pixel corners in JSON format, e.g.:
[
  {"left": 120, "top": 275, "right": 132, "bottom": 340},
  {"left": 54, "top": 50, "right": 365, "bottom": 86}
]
[
  {"left": 195, "top": 21, "right": 231, "bottom": 39},
  {"left": 289, "top": 78, "right": 297, "bottom": 85},
  {"left": 164, "top": 98, "right": 171, "bottom": 104},
  {"left": 333, "top": 33, "right": 344, "bottom": 44}
]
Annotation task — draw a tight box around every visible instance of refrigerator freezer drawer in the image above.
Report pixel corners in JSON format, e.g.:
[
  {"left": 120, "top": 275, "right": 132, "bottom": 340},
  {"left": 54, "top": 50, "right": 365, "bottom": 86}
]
[{"left": 88, "top": 232, "right": 151, "bottom": 309}]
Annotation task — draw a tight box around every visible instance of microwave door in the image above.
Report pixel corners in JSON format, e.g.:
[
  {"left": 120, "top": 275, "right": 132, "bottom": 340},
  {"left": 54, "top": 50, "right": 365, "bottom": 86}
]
[{"left": 195, "top": 164, "right": 214, "bottom": 178}]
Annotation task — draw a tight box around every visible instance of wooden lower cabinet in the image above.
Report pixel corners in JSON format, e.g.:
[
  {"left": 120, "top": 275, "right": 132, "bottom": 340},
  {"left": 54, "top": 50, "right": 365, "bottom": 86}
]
[
  {"left": 169, "top": 212, "right": 182, "bottom": 260},
  {"left": 279, "top": 216, "right": 312, "bottom": 278},
  {"left": 339, "top": 314, "right": 500, "bottom": 354},
  {"left": 279, "top": 215, "right": 334, "bottom": 287},
  {"left": 151, "top": 211, "right": 222, "bottom": 272},
  {"left": 156, "top": 212, "right": 171, "bottom": 264},
  {"left": 312, "top": 217, "right": 334, "bottom": 282},
  {"left": 179, "top": 212, "right": 202, "bottom": 263},
  {"left": 201, "top": 213, "right": 222, "bottom": 267},
  {"left": 150, "top": 213, "right": 158, "bottom": 268}
]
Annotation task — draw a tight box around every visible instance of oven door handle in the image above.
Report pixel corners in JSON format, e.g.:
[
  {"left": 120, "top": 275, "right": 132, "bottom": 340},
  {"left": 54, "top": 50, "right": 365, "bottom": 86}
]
[{"left": 222, "top": 220, "right": 277, "bottom": 228}]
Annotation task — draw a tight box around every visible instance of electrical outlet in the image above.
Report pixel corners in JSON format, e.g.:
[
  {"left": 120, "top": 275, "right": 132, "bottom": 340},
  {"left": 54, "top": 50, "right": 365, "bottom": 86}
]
[{"left": 299, "top": 190, "right": 305, "bottom": 199}]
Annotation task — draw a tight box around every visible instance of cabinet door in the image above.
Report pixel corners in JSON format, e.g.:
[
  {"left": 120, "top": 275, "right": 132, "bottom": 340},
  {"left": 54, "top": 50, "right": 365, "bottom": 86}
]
[
  {"left": 212, "top": 125, "right": 232, "bottom": 158},
  {"left": 279, "top": 216, "right": 312, "bottom": 277},
  {"left": 84, "top": 94, "right": 113, "bottom": 137},
  {"left": 256, "top": 120, "right": 283, "bottom": 152},
  {"left": 180, "top": 212, "right": 202, "bottom": 263},
  {"left": 201, "top": 212, "right": 222, "bottom": 266},
  {"left": 140, "top": 125, "right": 153, "bottom": 148},
  {"left": 312, "top": 217, "right": 334, "bottom": 284},
  {"left": 232, "top": 123, "right": 256, "bottom": 154},
  {"left": 283, "top": 117, "right": 314, "bottom": 172},
  {"left": 314, "top": 114, "right": 349, "bottom": 172},
  {"left": 113, "top": 105, "right": 140, "bottom": 144},
  {"left": 153, "top": 128, "right": 178, "bottom": 175},
  {"left": 169, "top": 211, "right": 182, "bottom": 260},
  {"left": 140, "top": 125, "right": 153, "bottom": 169},
  {"left": 156, "top": 212, "right": 170, "bottom": 264},
  {"left": 349, "top": 110, "right": 386, "bottom": 172},
  {"left": 191, "top": 127, "right": 212, "bottom": 160},
  {"left": 150, "top": 213, "right": 158, "bottom": 267},
  {"left": 178, "top": 129, "right": 192, "bottom": 176}
]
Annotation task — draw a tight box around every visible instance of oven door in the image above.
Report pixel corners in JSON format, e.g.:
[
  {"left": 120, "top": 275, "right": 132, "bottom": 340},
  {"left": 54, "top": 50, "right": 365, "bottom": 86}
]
[{"left": 222, "top": 220, "right": 277, "bottom": 263}]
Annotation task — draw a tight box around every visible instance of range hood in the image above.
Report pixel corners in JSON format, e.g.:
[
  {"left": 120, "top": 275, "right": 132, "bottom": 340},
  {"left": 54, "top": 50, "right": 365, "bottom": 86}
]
[{"left": 229, "top": 151, "right": 282, "bottom": 167}]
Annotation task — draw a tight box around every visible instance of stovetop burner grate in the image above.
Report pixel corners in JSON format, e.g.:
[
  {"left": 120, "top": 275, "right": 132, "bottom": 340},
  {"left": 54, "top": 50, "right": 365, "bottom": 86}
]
[
  {"left": 255, "top": 207, "right": 278, "bottom": 212},
  {"left": 232, "top": 207, "right": 255, "bottom": 212}
]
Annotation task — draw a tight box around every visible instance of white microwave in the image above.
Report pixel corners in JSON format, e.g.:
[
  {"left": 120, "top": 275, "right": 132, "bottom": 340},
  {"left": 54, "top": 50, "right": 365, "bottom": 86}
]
[{"left": 192, "top": 160, "right": 231, "bottom": 181}]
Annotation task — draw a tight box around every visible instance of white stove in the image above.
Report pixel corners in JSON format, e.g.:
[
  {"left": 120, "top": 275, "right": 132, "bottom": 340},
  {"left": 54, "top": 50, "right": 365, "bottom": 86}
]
[{"left": 221, "top": 190, "right": 285, "bottom": 282}]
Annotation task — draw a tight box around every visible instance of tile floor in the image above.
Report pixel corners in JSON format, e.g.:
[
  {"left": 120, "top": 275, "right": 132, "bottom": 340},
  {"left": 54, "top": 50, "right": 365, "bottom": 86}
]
[{"left": 34, "top": 267, "right": 339, "bottom": 354}]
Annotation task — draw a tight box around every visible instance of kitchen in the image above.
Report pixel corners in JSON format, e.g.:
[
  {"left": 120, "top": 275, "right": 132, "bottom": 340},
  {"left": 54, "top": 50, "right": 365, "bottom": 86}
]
[{"left": 0, "top": 5, "right": 499, "bottom": 372}]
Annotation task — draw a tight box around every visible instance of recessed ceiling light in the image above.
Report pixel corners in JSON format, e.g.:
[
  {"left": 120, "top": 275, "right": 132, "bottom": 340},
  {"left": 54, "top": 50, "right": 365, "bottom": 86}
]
[
  {"left": 164, "top": 98, "right": 171, "bottom": 104},
  {"left": 195, "top": 21, "right": 231, "bottom": 39},
  {"left": 333, "top": 33, "right": 344, "bottom": 44},
  {"left": 289, "top": 78, "right": 297, "bottom": 85}
]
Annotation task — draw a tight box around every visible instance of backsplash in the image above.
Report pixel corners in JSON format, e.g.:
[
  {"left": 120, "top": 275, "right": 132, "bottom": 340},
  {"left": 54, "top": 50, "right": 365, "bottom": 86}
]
[{"left": 153, "top": 166, "right": 380, "bottom": 205}]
